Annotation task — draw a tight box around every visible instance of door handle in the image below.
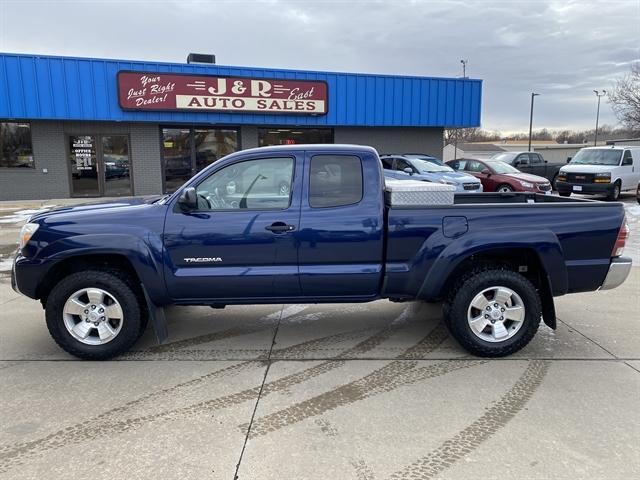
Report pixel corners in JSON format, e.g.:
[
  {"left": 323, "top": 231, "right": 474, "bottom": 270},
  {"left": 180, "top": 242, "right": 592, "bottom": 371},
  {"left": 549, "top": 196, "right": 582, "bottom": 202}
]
[{"left": 265, "top": 222, "right": 295, "bottom": 233}]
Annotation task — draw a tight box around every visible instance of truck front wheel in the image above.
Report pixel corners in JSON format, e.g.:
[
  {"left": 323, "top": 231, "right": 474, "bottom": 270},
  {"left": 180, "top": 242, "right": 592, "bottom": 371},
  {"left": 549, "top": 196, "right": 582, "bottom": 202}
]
[
  {"left": 443, "top": 269, "right": 541, "bottom": 357},
  {"left": 45, "top": 270, "right": 146, "bottom": 360}
]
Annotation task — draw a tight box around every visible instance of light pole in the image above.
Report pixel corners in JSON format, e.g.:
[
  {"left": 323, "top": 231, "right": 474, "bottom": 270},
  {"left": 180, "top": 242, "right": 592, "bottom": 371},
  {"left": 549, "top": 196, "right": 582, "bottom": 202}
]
[
  {"left": 528, "top": 92, "right": 540, "bottom": 152},
  {"left": 460, "top": 59, "right": 468, "bottom": 78},
  {"left": 593, "top": 90, "right": 606, "bottom": 146}
]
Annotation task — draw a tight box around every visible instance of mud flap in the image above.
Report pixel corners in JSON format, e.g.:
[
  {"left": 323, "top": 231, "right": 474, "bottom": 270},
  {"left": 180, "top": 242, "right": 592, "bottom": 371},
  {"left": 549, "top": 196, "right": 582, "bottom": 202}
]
[
  {"left": 141, "top": 285, "right": 168, "bottom": 344},
  {"left": 539, "top": 275, "right": 557, "bottom": 330}
]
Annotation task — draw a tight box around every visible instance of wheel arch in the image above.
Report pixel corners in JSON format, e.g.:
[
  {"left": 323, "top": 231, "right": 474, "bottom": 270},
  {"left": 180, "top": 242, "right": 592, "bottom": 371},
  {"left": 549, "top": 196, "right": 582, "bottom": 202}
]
[
  {"left": 419, "top": 240, "right": 565, "bottom": 329},
  {"left": 37, "top": 253, "right": 142, "bottom": 305}
]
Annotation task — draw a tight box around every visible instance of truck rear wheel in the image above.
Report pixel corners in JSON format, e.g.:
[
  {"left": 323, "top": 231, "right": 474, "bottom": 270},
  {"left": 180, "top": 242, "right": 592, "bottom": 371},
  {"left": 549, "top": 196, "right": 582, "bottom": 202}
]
[
  {"left": 45, "top": 270, "right": 146, "bottom": 360},
  {"left": 443, "top": 269, "right": 541, "bottom": 357}
]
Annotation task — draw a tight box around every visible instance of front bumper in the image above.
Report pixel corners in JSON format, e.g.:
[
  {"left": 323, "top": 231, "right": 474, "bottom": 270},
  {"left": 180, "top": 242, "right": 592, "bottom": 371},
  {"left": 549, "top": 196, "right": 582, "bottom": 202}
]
[
  {"left": 556, "top": 181, "right": 615, "bottom": 195},
  {"left": 599, "top": 256, "right": 632, "bottom": 290}
]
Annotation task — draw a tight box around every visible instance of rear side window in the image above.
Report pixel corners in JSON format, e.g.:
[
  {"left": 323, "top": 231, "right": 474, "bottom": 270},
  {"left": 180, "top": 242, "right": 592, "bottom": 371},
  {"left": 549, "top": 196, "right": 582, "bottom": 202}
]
[
  {"left": 309, "top": 155, "right": 363, "bottom": 208},
  {"left": 381, "top": 157, "right": 393, "bottom": 169}
]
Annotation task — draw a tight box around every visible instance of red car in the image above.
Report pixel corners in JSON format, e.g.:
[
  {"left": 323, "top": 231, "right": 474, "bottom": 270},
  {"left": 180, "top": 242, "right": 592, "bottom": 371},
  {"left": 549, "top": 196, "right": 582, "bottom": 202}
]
[{"left": 446, "top": 158, "right": 552, "bottom": 193}]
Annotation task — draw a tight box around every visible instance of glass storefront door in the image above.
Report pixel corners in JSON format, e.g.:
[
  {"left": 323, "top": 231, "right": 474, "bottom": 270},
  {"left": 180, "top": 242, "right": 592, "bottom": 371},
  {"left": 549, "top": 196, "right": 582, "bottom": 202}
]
[
  {"left": 102, "top": 135, "right": 132, "bottom": 197},
  {"left": 69, "top": 135, "right": 100, "bottom": 197},
  {"left": 69, "top": 134, "right": 132, "bottom": 197}
]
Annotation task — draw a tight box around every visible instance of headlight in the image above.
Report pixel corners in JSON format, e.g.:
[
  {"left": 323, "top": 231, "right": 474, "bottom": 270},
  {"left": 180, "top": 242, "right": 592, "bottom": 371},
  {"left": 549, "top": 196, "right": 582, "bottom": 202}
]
[
  {"left": 557, "top": 172, "right": 567, "bottom": 181},
  {"left": 594, "top": 172, "right": 611, "bottom": 183},
  {"left": 438, "top": 179, "right": 456, "bottom": 185},
  {"left": 19, "top": 223, "right": 39, "bottom": 249},
  {"left": 519, "top": 181, "right": 534, "bottom": 188}
]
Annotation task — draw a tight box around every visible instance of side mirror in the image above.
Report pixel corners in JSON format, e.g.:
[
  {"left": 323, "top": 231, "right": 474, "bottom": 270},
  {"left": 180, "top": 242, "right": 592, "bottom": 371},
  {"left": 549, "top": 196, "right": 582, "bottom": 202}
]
[
  {"left": 178, "top": 187, "right": 197, "bottom": 209},
  {"left": 481, "top": 168, "right": 491, "bottom": 175},
  {"left": 403, "top": 167, "right": 414, "bottom": 175},
  {"left": 566, "top": 157, "right": 572, "bottom": 163}
]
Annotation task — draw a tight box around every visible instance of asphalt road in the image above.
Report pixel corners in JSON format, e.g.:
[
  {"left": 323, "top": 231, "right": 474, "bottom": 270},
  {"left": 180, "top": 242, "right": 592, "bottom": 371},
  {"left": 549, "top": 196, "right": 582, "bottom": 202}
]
[{"left": 0, "top": 195, "right": 639, "bottom": 480}]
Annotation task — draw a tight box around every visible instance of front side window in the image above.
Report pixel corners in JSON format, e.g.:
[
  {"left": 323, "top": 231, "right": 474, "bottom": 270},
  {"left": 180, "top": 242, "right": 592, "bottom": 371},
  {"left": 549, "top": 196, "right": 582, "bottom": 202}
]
[
  {"left": 1, "top": 122, "right": 34, "bottom": 168},
  {"left": 465, "top": 160, "right": 486, "bottom": 172},
  {"left": 395, "top": 158, "right": 413, "bottom": 172},
  {"left": 622, "top": 150, "right": 633, "bottom": 165},
  {"left": 195, "top": 157, "right": 294, "bottom": 210},
  {"left": 309, "top": 155, "right": 363, "bottom": 208}
]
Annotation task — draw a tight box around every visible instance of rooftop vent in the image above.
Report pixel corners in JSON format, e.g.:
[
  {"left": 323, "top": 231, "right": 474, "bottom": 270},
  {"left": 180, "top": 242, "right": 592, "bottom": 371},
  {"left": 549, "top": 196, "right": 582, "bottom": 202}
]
[{"left": 187, "top": 53, "right": 216, "bottom": 65}]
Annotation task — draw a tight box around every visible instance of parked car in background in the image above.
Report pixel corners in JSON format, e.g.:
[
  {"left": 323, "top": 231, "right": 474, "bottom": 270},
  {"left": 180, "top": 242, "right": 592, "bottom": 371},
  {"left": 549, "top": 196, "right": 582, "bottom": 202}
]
[
  {"left": 381, "top": 154, "right": 483, "bottom": 192},
  {"left": 556, "top": 146, "right": 640, "bottom": 200},
  {"left": 447, "top": 158, "right": 552, "bottom": 193},
  {"left": 490, "top": 151, "right": 563, "bottom": 187}
]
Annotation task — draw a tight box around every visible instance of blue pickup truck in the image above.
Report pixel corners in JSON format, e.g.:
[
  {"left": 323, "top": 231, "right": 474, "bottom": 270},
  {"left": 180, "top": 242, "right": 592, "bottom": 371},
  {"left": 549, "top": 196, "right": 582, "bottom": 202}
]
[{"left": 12, "top": 145, "right": 632, "bottom": 360}]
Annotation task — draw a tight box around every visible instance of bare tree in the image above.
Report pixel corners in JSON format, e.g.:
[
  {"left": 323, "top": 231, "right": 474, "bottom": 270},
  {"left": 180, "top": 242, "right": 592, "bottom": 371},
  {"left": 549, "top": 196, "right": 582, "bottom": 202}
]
[{"left": 608, "top": 63, "right": 640, "bottom": 130}]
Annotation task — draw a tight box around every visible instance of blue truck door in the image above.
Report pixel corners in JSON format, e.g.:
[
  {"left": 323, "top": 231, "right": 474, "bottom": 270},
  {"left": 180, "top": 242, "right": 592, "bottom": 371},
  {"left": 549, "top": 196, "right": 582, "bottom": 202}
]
[
  {"left": 163, "top": 153, "right": 302, "bottom": 300},
  {"left": 297, "top": 150, "right": 385, "bottom": 298}
]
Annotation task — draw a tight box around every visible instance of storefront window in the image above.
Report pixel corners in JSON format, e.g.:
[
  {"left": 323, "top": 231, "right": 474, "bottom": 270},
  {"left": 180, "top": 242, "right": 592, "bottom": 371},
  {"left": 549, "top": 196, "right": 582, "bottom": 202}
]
[
  {"left": 1, "top": 122, "right": 34, "bottom": 168},
  {"left": 258, "top": 128, "right": 333, "bottom": 147},
  {"left": 195, "top": 128, "right": 238, "bottom": 172},
  {"left": 162, "top": 127, "right": 238, "bottom": 193}
]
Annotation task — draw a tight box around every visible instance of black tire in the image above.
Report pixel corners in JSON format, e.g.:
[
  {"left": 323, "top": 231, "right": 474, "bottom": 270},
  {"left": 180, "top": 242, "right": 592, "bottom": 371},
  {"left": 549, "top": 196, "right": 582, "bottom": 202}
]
[
  {"left": 606, "top": 181, "right": 621, "bottom": 201},
  {"left": 496, "top": 184, "right": 513, "bottom": 193},
  {"left": 558, "top": 191, "right": 571, "bottom": 197},
  {"left": 443, "top": 268, "right": 541, "bottom": 357},
  {"left": 551, "top": 174, "right": 558, "bottom": 190},
  {"left": 45, "top": 270, "right": 146, "bottom": 360}
]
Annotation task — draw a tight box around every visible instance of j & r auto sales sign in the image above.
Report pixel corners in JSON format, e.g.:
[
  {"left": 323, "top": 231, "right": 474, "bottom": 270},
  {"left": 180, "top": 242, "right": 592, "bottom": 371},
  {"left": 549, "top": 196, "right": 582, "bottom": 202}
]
[{"left": 117, "top": 71, "right": 328, "bottom": 115}]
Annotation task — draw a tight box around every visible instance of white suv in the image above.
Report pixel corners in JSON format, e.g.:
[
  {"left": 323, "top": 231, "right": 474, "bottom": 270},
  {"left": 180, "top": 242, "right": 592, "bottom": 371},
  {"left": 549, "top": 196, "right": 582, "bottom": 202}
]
[{"left": 556, "top": 146, "right": 640, "bottom": 200}]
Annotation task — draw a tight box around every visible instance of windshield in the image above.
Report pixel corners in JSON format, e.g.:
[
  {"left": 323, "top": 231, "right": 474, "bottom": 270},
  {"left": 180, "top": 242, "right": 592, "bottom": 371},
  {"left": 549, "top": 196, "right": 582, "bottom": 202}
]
[
  {"left": 486, "top": 161, "right": 520, "bottom": 174},
  {"left": 569, "top": 149, "right": 622, "bottom": 165},
  {"left": 491, "top": 153, "right": 516, "bottom": 163},
  {"left": 412, "top": 159, "right": 454, "bottom": 173}
]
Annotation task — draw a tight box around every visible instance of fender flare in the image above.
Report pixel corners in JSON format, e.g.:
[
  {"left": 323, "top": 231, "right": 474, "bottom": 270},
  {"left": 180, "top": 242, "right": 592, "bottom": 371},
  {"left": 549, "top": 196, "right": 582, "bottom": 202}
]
[
  {"left": 417, "top": 228, "right": 568, "bottom": 301},
  {"left": 37, "top": 233, "right": 167, "bottom": 305}
]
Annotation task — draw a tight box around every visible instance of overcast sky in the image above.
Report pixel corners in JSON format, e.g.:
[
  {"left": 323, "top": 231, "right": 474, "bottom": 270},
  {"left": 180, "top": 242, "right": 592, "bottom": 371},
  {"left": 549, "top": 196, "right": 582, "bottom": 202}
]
[{"left": 1, "top": 0, "right": 638, "bottom": 132}]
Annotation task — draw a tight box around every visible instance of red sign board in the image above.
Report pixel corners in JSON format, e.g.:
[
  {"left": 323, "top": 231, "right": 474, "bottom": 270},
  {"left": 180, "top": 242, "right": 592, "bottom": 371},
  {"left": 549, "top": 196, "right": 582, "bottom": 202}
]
[{"left": 117, "top": 71, "right": 327, "bottom": 115}]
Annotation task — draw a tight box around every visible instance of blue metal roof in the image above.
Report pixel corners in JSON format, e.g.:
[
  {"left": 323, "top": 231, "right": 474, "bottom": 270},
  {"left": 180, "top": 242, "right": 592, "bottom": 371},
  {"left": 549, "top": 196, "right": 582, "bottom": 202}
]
[{"left": 0, "top": 52, "right": 482, "bottom": 127}]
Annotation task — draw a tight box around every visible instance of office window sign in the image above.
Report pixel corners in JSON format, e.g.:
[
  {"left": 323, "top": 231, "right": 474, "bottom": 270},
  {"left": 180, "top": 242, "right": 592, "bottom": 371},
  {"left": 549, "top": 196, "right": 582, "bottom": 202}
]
[
  {"left": 118, "top": 71, "right": 328, "bottom": 115},
  {"left": 71, "top": 136, "right": 95, "bottom": 170}
]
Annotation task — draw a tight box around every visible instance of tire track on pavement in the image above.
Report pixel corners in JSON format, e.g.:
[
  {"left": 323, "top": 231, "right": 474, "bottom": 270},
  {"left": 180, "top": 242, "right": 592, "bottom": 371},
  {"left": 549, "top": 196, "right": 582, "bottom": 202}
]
[
  {"left": 244, "top": 323, "right": 477, "bottom": 438},
  {"left": 0, "top": 305, "right": 419, "bottom": 473},
  {"left": 388, "top": 360, "right": 550, "bottom": 479}
]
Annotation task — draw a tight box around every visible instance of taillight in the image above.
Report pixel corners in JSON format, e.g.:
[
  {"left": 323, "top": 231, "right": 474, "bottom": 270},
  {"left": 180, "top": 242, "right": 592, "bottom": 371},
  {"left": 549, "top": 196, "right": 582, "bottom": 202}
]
[{"left": 612, "top": 219, "right": 629, "bottom": 257}]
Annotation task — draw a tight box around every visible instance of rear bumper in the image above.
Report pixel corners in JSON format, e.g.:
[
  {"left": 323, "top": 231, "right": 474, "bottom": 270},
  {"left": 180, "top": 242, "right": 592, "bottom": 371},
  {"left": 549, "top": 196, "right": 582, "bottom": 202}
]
[
  {"left": 556, "top": 181, "right": 615, "bottom": 195},
  {"left": 599, "top": 257, "right": 632, "bottom": 290}
]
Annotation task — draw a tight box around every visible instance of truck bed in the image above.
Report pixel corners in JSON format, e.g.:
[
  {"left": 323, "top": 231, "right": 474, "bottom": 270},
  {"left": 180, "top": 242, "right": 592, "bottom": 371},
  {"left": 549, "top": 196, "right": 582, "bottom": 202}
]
[{"left": 383, "top": 193, "right": 625, "bottom": 301}]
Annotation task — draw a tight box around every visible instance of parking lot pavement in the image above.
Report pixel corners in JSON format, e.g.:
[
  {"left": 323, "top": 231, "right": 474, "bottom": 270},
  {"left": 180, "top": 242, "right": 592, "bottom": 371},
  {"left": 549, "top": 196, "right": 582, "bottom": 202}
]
[
  {"left": 0, "top": 194, "right": 639, "bottom": 479},
  {"left": 0, "top": 269, "right": 639, "bottom": 479}
]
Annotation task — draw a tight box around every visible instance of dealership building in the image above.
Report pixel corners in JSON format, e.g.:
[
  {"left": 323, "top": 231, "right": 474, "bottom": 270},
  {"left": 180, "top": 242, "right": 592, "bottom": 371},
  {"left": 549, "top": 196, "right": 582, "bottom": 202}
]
[{"left": 0, "top": 52, "right": 482, "bottom": 200}]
